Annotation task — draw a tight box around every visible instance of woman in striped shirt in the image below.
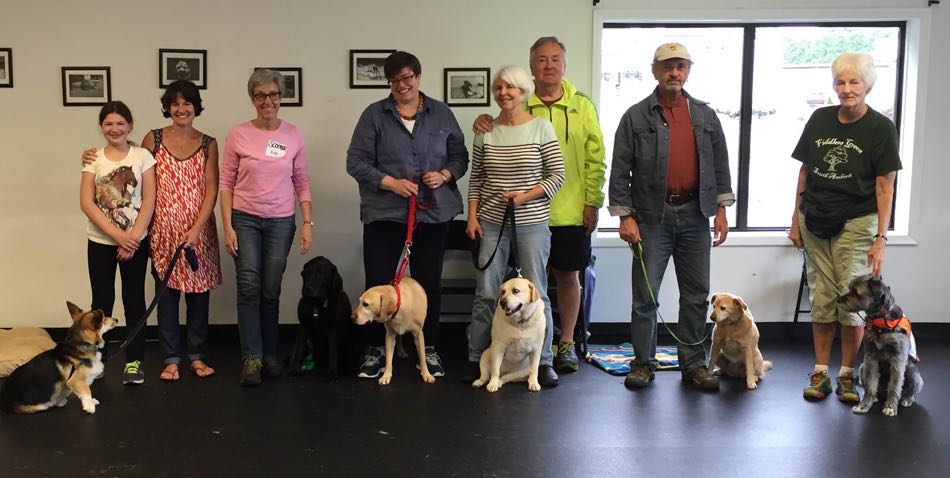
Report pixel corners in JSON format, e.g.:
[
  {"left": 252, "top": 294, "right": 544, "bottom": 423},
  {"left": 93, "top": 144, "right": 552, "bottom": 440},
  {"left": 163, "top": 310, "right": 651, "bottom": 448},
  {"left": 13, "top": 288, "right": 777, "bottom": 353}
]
[{"left": 465, "top": 65, "right": 565, "bottom": 387}]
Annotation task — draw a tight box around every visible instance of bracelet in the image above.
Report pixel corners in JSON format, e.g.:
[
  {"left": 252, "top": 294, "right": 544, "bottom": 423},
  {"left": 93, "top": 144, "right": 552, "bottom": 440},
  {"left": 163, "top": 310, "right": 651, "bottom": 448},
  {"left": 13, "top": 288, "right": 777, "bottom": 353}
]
[
  {"left": 873, "top": 234, "right": 888, "bottom": 242},
  {"left": 303, "top": 221, "right": 314, "bottom": 227},
  {"left": 440, "top": 171, "right": 450, "bottom": 182}
]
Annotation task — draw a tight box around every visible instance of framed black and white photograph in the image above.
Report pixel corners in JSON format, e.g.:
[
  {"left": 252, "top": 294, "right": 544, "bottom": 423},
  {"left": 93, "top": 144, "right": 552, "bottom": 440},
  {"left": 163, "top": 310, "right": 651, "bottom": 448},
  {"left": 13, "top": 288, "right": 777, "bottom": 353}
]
[
  {"left": 349, "top": 49, "right": 395, "bottom": 89},
  {"left": 256, "top": 67, "right": 302, "bottom": 106},
  {"left": 61, "top": 66, "right": 111, "bottom": 106},
  {"left": 444, "top": 67, "right": 490, "bottom": 107},
  {"left": 159, "top": 48, "right": 207, "bottom": 89},
  {"left": 0, "top": 48, "right": 12, "bottom": 88}
]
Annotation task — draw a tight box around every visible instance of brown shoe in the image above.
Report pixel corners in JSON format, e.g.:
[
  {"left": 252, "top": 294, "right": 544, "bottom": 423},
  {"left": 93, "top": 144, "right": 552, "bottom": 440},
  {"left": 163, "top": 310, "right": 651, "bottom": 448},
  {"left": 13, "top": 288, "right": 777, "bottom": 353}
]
[
  {"left": 683, "top": 365, "right": 719, "bottom": 390},
  {"left": 262, "top": 357, "right": 283, "bottom": 378},
  {"left": 240, "top": 358, "right": 262, "bottom": 387},
  {"left": 624, "top": 364, "right": 655, "bottom": 388}
]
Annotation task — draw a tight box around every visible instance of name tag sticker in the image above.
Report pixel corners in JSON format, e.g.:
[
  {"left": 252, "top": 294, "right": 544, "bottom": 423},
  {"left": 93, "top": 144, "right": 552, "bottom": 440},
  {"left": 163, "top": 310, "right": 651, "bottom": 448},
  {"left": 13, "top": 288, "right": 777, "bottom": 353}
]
[{"left": 265, "top": 140, "right": 288, "bottom": 158}]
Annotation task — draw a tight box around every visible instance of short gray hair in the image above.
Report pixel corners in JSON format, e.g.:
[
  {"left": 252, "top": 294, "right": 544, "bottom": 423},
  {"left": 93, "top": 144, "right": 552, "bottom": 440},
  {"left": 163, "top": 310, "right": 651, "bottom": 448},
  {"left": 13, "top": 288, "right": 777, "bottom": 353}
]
[
  {"left": 247, "top": 68, "right": 285, "bottom": 98},
  {"left": 530, "top": 36, "right": 567, "bottom": 63},
  {"left": 831, "top": 52, "right": 877, "bottom": 88},
  {"left": 492, "top": 65, "right": 535, "bottom": 101}
]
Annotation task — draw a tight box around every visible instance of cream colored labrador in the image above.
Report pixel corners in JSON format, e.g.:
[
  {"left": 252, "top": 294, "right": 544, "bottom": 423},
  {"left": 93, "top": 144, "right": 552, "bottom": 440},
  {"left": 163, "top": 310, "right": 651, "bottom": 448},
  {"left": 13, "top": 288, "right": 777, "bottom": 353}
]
[
  {"left": 352, "top": 277, "right": 434, "bottom": 385},
  {"left": 472, "top": 277, "right": 546, "bottom": 393},
  {"left": 707, "top": 293, "right": 773, "bottom": 390}
]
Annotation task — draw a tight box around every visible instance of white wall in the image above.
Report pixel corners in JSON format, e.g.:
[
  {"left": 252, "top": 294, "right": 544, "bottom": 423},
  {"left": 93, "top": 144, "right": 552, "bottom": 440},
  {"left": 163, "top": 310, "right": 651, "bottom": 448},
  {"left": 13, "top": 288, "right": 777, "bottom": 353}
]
[{"left": 0, "top": 0, "right": 945, "bottom": 328}]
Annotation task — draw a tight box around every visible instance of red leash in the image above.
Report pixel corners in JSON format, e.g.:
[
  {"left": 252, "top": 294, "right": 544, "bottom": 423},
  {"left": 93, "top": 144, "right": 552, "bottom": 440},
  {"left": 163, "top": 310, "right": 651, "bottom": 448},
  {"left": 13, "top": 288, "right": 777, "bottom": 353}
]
[{"left": 389, "top": 194, "right": 420, "bottom": 318}]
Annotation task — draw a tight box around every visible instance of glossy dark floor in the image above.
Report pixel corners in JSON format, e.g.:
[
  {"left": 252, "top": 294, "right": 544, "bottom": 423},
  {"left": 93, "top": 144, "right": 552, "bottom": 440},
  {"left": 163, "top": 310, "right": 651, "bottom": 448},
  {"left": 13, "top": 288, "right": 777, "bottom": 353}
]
[{"left": 1, "top": 326, "right": 947, "bottom": 478}]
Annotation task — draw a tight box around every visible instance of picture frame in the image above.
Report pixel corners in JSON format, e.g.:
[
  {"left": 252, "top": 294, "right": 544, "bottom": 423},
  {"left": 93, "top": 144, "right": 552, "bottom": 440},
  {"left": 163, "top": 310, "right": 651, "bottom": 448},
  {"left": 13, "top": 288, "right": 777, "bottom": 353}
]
[
  {"left": 61, "top": 66, "right": 111, "bottom": 107},
  {"left": 444, "top": 67, "right": 490, "bottom": 107},
  {"left": 159, "top": 48, "right": 207, "bottom": 89},
  {"left": 0, "top": 48, "right": 11, "bottom": 88},
  {"left": 256, "top": 67, "right": 302, "bottom": 106},
  {"left": 349, "top": 49, "right": 395, "bottom": 89}
]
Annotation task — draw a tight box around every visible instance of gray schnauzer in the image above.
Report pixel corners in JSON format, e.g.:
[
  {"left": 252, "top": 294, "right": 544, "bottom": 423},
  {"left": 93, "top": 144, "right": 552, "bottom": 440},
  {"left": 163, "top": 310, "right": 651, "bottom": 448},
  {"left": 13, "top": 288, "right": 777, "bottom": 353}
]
[{"left": 838, "top": 275, "right": 923, "bottom": 416}]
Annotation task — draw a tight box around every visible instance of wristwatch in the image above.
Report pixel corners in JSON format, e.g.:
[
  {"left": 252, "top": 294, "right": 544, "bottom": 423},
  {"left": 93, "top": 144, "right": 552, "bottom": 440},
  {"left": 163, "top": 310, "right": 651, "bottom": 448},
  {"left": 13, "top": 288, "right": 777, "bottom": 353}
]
[
  {"left": 303, "top": 221, "right": 314, "bottom": 227},
  {"left": 440, "top": 171, "right": 451, "bottom": 182}
]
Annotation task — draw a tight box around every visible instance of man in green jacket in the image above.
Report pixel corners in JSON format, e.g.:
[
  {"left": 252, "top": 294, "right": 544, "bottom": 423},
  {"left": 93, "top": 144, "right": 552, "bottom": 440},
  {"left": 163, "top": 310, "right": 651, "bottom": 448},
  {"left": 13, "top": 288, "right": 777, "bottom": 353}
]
[{"left": 475, "top": 37, "right": 606, "bottom": 380}]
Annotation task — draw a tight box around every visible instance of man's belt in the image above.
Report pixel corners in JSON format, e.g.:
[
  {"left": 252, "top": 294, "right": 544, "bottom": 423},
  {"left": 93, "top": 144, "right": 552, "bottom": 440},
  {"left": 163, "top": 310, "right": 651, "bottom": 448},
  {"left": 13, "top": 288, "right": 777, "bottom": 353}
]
[{"left": 665, "top": 191, "right": 697, "bottom": 206}]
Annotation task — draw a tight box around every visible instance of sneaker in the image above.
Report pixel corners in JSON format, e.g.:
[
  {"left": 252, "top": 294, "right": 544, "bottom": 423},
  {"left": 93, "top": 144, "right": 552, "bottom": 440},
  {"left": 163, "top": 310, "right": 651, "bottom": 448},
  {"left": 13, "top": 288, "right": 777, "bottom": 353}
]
[
  {"left": 835, "top": 375, "right": 860, "bottom": 403},
  {"left": 262, "top": 357, "right": 283, "bottom": 378},
  {"left": 122, "top": 360, "right": 145, "bottom": 385},
  {"left": 240, "top": 358, "right": 262, "bottom": 387},
  {"left": 803, "top": 370, "right": 832, "bottom": 400},
  {"left": 357, "top": 347, "right": 385, "bottom": 379},
  {"left": 554, "top": 341, "right": 580, "bottom": 374},
  {"left": 624, "top": 364, "right": 655, "bottom": 388},
  {"left": 415, "top": 346, "right": 445, "bottom": 377},
  {"left": 682, "top": 364, "right": 719, "bottom": 390}
]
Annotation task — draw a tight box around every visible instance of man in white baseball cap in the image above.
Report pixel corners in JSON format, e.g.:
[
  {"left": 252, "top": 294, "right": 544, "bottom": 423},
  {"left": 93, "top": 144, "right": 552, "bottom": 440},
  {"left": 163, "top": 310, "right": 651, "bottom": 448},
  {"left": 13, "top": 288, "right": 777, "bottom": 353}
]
[{"left": 608, "top": 42, "right": 735, "bottom": 391}]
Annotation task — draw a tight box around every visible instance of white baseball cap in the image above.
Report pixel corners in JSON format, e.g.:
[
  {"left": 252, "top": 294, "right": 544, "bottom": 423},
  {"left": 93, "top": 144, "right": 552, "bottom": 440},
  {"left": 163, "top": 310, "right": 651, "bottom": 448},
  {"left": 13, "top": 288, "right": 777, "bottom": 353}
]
[{"left": 653, "top": 43, "right": 691, "bottom": 62}]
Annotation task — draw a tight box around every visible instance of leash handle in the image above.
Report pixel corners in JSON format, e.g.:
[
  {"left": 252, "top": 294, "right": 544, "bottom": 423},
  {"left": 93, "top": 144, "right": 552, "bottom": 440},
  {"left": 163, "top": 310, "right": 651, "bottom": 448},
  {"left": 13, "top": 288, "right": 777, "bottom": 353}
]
[
  {"left": 105, "top": 242, "right": 197, "bottom": 362},
  {"left": 472, "top": 199, "right": 518, "bottom": 273}
]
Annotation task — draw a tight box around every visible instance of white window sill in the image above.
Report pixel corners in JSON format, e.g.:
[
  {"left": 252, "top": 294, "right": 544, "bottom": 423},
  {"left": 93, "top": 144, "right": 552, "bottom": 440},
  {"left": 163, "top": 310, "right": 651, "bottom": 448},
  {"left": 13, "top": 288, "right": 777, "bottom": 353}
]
[{"left": 592, "top": 230, "right": 919, "bottom": 248}]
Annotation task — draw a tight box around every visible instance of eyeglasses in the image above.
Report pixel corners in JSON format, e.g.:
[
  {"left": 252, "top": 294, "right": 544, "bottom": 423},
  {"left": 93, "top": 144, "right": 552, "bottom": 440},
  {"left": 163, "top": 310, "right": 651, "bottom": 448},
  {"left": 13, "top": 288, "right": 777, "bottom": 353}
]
[
  {"left": 252, "top": 91, "right": 281, "bottom": 103},
  {"left": 389, "top": 73, "right": 418, "bottom": 86}
]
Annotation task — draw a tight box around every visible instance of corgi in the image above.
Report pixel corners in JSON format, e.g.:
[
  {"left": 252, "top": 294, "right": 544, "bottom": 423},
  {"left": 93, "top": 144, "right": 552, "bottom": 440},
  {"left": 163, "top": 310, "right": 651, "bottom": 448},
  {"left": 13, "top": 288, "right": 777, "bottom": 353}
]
[{"left": 0, "top": 302, "right": 118, "bottom": 414}]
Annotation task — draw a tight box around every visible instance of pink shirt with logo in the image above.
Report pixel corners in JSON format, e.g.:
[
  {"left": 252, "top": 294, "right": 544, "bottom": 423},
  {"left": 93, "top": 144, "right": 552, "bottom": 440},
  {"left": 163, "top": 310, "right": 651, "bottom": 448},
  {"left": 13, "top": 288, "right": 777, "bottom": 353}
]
[{"left": 220, "top": 120, "right": 312, "bottom": 218}]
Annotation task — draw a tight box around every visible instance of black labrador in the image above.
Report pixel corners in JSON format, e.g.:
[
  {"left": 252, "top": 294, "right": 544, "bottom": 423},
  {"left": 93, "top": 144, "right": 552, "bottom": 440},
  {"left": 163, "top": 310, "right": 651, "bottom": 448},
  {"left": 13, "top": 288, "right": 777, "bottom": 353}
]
[{"left": 289, "top": 256, "right": 356, "bottom": 380}]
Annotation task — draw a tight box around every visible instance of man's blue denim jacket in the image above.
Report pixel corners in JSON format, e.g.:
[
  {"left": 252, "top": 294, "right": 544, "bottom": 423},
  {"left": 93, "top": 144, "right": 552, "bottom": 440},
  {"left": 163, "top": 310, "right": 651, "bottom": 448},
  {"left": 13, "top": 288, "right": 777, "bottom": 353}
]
[
  {"left": 608, "top": 89, "right": 735, "bottom": 224},
  {"left": 346, "top": 93, "right": 469, "bottom": 224}
]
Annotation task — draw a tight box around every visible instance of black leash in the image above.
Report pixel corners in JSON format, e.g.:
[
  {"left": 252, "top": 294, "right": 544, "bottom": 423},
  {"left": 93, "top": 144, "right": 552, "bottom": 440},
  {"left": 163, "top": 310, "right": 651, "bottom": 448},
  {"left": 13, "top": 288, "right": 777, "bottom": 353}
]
[
  {"left": 471, "top": 198, "right": 521, "bottom": 277},
  {"left": 105, "top": 243, "right": 199, "bottom": 362}
]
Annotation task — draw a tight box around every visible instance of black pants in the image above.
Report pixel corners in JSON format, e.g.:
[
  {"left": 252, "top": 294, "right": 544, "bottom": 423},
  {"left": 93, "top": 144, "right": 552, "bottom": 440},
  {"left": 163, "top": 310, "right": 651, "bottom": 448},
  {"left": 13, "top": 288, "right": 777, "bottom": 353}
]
[
  {"left": 87, "top": 238, "right": 150, "bottom": 362},
  {"left": 359, "top": 220, "right": 449, "bottom": 350}
]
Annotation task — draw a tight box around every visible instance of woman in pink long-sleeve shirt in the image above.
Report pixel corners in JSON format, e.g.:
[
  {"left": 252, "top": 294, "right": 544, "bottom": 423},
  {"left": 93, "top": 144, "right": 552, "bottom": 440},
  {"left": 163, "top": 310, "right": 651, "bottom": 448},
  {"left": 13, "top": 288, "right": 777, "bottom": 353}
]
[{"left": 219, "top": 68, "right": 313, "bottom": 386}]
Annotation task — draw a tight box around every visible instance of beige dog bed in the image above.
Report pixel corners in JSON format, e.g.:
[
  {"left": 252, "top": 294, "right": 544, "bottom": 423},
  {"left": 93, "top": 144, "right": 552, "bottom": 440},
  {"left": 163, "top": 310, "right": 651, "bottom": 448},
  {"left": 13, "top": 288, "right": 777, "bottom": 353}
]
[{"left": 0, "top": 327, "right": 56, "bottom": 377}]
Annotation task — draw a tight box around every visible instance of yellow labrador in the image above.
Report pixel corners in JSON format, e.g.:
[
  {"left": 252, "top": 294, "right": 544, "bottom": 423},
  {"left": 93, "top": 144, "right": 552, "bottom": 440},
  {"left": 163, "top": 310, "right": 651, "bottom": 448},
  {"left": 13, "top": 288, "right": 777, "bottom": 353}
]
[
  {"left": 352, "top": 277, "right": 434, "bottom": 385},
  {"left": 708, "top": 293, "right": 773, "bottom": 390},
  {"left": 472, "top": 277, "right": 546, "bottom": 393}
]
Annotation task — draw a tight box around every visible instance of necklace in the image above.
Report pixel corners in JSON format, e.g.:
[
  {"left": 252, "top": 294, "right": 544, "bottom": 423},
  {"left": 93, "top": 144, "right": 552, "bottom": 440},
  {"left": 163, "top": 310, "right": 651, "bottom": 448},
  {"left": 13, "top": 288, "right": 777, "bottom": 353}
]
[{"left": 396, "top": 95, "right": 424, "bottom": 121}]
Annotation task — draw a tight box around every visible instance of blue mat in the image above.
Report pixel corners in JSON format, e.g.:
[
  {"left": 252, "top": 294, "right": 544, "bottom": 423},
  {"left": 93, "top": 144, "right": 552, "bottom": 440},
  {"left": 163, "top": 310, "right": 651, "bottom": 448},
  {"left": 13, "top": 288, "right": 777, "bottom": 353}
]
[{"left": 584, "top": 343, "right": 679, "bottom": 375}]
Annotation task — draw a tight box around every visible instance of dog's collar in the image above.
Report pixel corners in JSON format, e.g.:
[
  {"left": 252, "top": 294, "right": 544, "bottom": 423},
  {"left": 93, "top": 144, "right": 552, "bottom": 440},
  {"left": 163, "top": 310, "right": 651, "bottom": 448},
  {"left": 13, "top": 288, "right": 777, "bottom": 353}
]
[
  {"left": 389, "top": 284, "right": 402, "bottom": 320},
  {"left": 75, "top": 342, "right": 101, "bottom": 353},
  {"left": 516, "top": 315, "right": 531, "bottom": 325}
]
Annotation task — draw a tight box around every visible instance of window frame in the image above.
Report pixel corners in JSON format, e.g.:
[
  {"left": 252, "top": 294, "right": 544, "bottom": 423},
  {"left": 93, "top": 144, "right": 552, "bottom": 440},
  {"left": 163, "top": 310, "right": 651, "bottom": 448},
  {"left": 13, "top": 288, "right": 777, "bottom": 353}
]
[{"left": 591, "top": 8, "right": 930, "bottom": 246}]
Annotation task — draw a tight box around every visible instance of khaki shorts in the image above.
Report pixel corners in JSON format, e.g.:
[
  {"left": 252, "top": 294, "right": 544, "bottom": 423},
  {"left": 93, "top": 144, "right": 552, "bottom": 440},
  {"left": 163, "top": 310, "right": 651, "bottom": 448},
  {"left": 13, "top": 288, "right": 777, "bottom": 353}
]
[{"left": 799, "top": 212, "right": 877, "bottom": 326}]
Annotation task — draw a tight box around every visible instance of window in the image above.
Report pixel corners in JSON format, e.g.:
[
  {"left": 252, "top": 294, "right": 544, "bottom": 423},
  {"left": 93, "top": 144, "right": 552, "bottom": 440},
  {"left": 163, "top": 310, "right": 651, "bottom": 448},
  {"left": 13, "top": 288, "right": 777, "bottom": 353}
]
[{"left": 597, "top": 22, "right": 905, "bottom": 232}]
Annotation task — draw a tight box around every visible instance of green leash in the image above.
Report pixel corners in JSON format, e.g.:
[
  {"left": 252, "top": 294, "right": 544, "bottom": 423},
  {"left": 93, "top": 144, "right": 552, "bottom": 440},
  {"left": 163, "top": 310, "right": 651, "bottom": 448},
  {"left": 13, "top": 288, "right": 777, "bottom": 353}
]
[{"left": 630, "top": 242, "right": 712, "bottom": 347}]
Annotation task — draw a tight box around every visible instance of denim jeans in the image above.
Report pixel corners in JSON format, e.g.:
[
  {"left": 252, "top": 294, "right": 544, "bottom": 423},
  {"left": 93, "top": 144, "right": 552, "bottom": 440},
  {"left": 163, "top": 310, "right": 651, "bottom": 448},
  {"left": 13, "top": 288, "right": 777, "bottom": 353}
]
[
  {"left": 630, "top": 200, "right": 711, "bottom": 370},
  {"left": 153, "top": 268, "right": 210, "bottom": 365},
  {"left": 231, "top": 210, "right": 296, "bottom": 359},
  {"left": 468, "top": 221, "right": 554, "bottom": 366}
]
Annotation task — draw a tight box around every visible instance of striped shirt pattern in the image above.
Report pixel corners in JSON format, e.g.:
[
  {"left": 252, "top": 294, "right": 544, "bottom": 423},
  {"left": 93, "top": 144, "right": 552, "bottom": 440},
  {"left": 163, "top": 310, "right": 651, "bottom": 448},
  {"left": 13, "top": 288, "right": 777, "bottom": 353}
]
[{"left": 468, "top": 117, "right": 565, "bottom": 225}]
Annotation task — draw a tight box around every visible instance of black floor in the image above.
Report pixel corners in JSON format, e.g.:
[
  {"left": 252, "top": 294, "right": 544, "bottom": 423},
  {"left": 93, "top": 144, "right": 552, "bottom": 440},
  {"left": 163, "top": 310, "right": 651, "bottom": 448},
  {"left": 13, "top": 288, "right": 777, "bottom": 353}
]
[{"left": 1, "top": 326, "right": 947, "bottom": 477}]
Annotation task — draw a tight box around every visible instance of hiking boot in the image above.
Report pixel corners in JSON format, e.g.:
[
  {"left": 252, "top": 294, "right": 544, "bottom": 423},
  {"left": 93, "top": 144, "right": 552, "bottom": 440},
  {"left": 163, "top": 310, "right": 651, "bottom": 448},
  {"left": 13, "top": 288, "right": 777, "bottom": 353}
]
[
  {"left": 683, "top": 364, "right": 719, "bottom": 390},
  {"left": 415, "top": 346, "right": 445, "bottom": 377},
  {"left": 262, "top": 357, "right": 283, "bottom": 378},
  {"left": 122, "top": 360, "right": 145, "bottom": 385},
  {"left": 624, "top": 364, "right": 654, "bottom": 388},
  {"left": 240, "top": 358, "right": 262, "bottom": 387},
  {"left": 538, "top": 364, "right": 559, "bottom": 388},
  {"left": 803, "top": 370, "right": 832, "bottom": 400},
  {"left": 554, "top": 341, "right": 580, "bottom": 374},
  {"left": 835, "top": 375, "right": 860, "bottom": 403},
  {"left": 357, "top": 347, "right": 385, "bottom": 379}
]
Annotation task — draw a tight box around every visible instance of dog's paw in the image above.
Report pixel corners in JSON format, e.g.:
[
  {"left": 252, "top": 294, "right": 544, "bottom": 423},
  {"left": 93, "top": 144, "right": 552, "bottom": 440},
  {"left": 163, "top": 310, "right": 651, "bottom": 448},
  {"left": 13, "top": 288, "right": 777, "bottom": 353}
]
[
  {"left": 900, "top": 398, "right": 915, "bottom": 407},
  {"left": 852, "top": 404, "right": 871, "bottom": 414},
  {"left": 528, "top": 380, "right": 541, "bottom": 392},
  {"left": 92, "top": 398, "right": 100, "bottom": 405},
  {"left": 486, "top": 379, "right": 501, "bottom": 393},
  {"left": 472, "top": 378, "right": 486, "bottom": 388},
  {"left": 746, "top": 379, "right": 759, "bottom": 390},
  {"left": 882, "top": 407, "right": 898, "bottom": 417},
  {"left": 82, "top": 403, "right": 96, "bottom": 414},
  {"left": 378, "top": 373, "right": 392, "bottom": 385},
  {"left": 421, "top": 372, "right": 435, "bottom": 384}
]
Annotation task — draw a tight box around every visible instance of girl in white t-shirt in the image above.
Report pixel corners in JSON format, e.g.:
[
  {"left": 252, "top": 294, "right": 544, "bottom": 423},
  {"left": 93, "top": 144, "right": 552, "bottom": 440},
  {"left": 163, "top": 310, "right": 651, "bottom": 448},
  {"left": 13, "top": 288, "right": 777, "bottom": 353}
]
[{"left": 79, "top": 101, "right": 156, "bottom": 385}]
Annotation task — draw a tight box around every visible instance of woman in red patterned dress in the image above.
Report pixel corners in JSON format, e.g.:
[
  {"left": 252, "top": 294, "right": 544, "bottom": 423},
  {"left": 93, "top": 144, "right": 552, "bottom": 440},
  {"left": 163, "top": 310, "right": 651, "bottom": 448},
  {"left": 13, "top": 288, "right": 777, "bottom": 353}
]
[{"left": 82, "top": 80, "right": 222, "bottom": 381}]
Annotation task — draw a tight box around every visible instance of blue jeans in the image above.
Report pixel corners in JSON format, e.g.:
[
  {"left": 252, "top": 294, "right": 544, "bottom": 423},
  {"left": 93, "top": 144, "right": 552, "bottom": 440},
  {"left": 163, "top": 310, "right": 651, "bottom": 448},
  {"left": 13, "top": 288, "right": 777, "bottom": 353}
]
[
  {"left": 232, "top": 210, "right": 295, "bottom": 359},
  {"left": 468, "top": 221, "right": 554, "bottom": 366},
  {"left": 154, "top": 269, "right": 210, "bottom": 365},
  {"left": 630, "top": 200, "right": 710, "bottom": 370}
]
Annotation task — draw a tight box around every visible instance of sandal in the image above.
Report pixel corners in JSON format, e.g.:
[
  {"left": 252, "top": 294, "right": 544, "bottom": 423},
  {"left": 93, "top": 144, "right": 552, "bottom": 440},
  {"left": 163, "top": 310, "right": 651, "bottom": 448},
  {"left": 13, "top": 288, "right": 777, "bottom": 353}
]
[
  {"left": 159, "top": 364, "right": 180, "bottom": 382},
  {"left": 190, "top": 360, "right": 215, "bottom": 378}
]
